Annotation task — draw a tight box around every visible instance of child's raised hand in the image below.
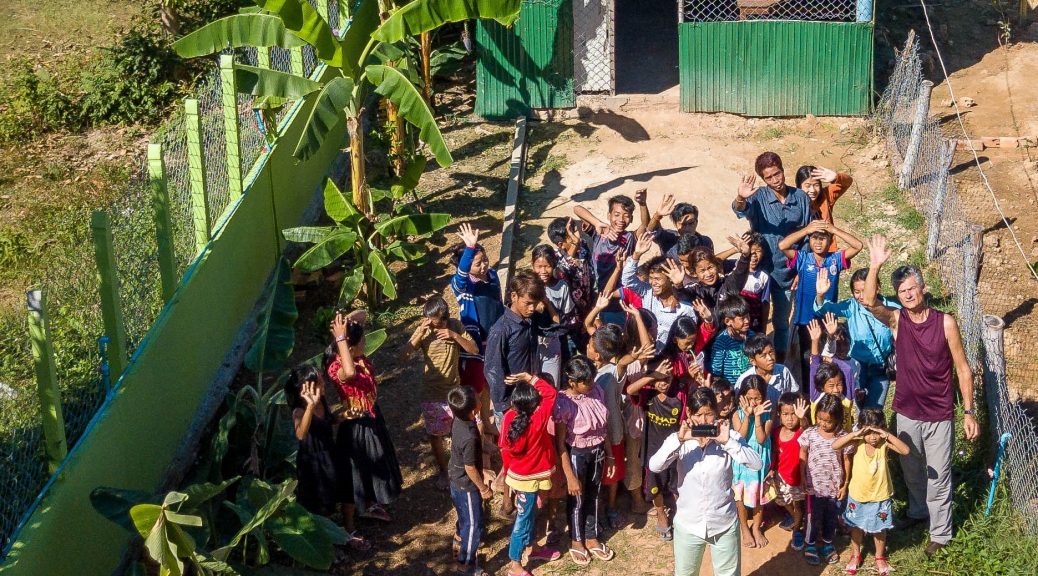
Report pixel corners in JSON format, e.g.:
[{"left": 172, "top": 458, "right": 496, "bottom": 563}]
[
  {"left": 614, "top": 246, "right": 628, "bottom": 267},
  {"left": 692, "top": 298, "right": 713, "bottom": 323},
  {"left": 727, "top": 234, "right": 751, "bottom": 255},
  {"left": 713, "top": 418, "right": 732, "bottom": 444},
  {"left": 505, "top": 372, "right": 533, "bottom": 385},
  {"left": 699, "top": 372, "right": 713, "bottom": 389},
  {"left": 738, "top": 174, "right": 756, "bottom": 199},
  {"left": 794, "top": 397, "right": 809, "bottom": 420},
  {"left": 331, "top": 313, "right": 348, "bottom": 340},
  {"left": 634, "top": 188, "right": 647, "bottom": 206},
  {"left": 662, "top": 258, "right": 686, "bottom": 285},
  {"left": 457, "top": 222, "right": 480, "bottom": 248},
  {"left": 597, "top": 224, "right": 618, "bottom": 242},
  {"left": 867, "top": 235, "right": 890, "bottom": 268},
  {"left": 815, "top": 268, "right": 831, "bottom": 297},
  {"left": 655, "top": 194, "right": 676, "bottom": 218},
  {"left": 302, "top": 381, "right": 320, "bottom": 407},
  {"left": 565, "top": 218, "right": 582, "bottom": 244},
  {"left": 823, "top": 312, "right": 839, "bottom": 336},
  {"left": 632, "top": 342, "right": 655, "bottom": 362},
  {"left": 594, "top": 294, "right": 611, "bottom": 311},
  {"left": 806, "top": 319, "right": 822, "bottom": 342},
  {"left": 654, "top": 358, "right": 673, "bottom": 377},
  {"left": 810, "top": 167, "right": 839, "bottom": 183},
  {"left": 677, "top": 416, "right": 693, "bottom": 442},
  {"left": 633, "top": 230, "right": 655, "bottom": 257},
  {"left": 738, "top": 395, "right": 750, "bottom": 414},
  {"left": 754, "top": 400, "right": 773, "bottom": 417}
]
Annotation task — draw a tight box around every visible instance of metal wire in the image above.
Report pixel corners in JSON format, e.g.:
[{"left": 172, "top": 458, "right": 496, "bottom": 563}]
[
  {"left": 574, "top": 0, "right": 613, "bottom": 94},
  {"left": 681, "top": 0, "right": 859, "bottom": 22},
  {"left": 874, "top": 35, "right": 1038, "bottom": 535}
]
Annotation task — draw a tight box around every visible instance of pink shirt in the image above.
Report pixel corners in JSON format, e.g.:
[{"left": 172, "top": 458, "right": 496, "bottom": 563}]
[{"left": 553, "top": 384, "right": 608, "bottom": 449}]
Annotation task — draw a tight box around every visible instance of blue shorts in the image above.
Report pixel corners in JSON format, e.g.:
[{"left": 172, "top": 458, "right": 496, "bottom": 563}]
[{"left": 843, "top": 496, "right": 894, "bottom": 534}]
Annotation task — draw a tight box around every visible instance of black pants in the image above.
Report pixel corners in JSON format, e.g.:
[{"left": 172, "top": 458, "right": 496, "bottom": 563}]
[
  {"left": 566, "top": 444, "right": 605, "bottom": 542},
  {"left": 806, "top": 495, "right": 840, "bottom": 546}
]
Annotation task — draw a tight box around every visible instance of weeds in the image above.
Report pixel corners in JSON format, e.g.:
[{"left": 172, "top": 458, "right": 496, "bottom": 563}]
[{"left": 756, "top": 125, "right": 788, "bottom": 140}]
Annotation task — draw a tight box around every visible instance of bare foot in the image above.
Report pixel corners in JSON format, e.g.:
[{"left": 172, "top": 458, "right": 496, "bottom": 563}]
[
  {"left": 753, "top": 527, "right": 769, "bottom": 548},
  {"left": 741, "top": 527, "right": 757, "bottom": 548}
]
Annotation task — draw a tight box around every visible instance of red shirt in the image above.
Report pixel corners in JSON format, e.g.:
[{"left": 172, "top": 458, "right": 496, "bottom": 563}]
[
  {"left": 498, "top": 377, "right": 558, "bottom": 481},
  {"left": 773, "top": 426, "right": 803, "bottom": 486},
  {"left": 328, "top": 355, "right": 377, "bottom": 418}
]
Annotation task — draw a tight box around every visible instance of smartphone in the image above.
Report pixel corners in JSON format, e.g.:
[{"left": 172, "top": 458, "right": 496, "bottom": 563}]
[{"left": 689, "top": 424, "right": 719, "bottom": 437}]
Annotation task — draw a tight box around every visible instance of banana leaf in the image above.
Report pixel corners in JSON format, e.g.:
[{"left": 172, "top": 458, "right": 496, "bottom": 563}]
[
  {"left": 373, "top": 0, "right": 523, "bottom": 44},
  {"left": 234, "top": 65, "right": 323, "bottom": 100},
  {"left": 365, "top": 65, "right": 452, "bottom": 167},
  {"left": 171, "top": 14, "right": 307, "bottom": 58},
  {"left": 244, "top": 259, "right": 298, "bottom": 373},
  {"left": 253, "top": 0, "right": 343, "bottom": 68},
  {"left": 292, "top": 76, "right": 354, "bottom": 160}
]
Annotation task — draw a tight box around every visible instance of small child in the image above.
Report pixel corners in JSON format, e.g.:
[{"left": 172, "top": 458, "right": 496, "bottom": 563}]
[
  {"left": 447, "top": 386, "right": 494, "bottom": 576},
  {"left": 498, "top": 372, "right": 562, "bottom": 573},
  {"left": 554, "top": 356, "right": 616, "bottom": 565},
  {"left": 574, "top": 194, "right": 637, "bottom": 292},
  {"left": 731, "top": 375, "right": 774, "bottom": 548},
  {"left": 625, "top": 357, "right": 680, "bottom": 542},
  {"left": 708, "top": 295, "right": 755, "bottom": 384},
  {"left": 831, "top": 408, "right": 910, "bottom": 576},
  {"left": 806, "top": 317, "right": 859, "bottom": 405},
  {"left": 286, "top": 364, "right": 370, "bottom": 551},
  {"left": 736, "top": 334, "right": 798, "bottom": 404},
  {"left": 532, "top": 244, "right": 575, "bottom": 386},
  {"left": 408, "top": 297, "right": 479, "bottom": 489},
  {"left": 799, "top": 393, "right": 854, "bottom": 566},
  {"left": 821, "top": 313, "right": 863, "bottom": 404},
  {"left": 740, "top": 233, "right": 772, "bottom": 333},
  {"left": 770, "top": 392, "right": 810, "bottom": 552},
  {"left": 623, "top": 233, "right": 697, "bottom": 353},
  {"left": 680, "top": 236, "right": 752, "bottom": 311},
  {"left": 778, "top": 219, "right": 863, "bottom": 382},
  {"left": 635, "top": 190, "right": 715, "bottom": 257},
  {"left": 547, "top": 217, "right": 594, "bottom": 324},
  {"left": 586, "top": 325, "right": 630, "bottom": 527},
  {"left": 711, "top": 377, "right": 736, "bottom": 423},
  {"left": 660, "top": 316, "right": 713, "bottom": 392},
  {"left": 451, "top": 223, "right": 505, "bottom": 352},
  {"left": 810, "top": 363, "right": 854, "bottom": 433}
]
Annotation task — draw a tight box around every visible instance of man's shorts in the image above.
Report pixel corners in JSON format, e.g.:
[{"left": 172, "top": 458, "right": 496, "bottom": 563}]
[{"left": 421, "top": 400, "right": 454, "bottom": 437}]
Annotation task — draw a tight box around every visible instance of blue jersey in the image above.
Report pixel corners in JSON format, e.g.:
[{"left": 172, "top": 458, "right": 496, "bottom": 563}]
[{"left": 789, "top": 248, "right": 847, "bottom": 326}]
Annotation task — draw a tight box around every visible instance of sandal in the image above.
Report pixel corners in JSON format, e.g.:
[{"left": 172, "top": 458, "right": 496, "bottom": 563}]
[
  {"left": 345, "top": 530, "right": 372, "bottom": 552},
  {"left": 606, "top": 508, "right": 622, "bottom": 529},
  {"left": 804, "top": 545, "right": 821, "bottom": 566},
  {"left": 360, "top": 503, "right": 391, "bottom": 522},
  {"left": 791, "top": 530, "right": 805, "bottom": 551},
  {"left": 506, "top": 571, "right": 533, "bottom": 576},
  {"left": 528, "top": 547, "right": 561, "bottom": 562},
  {"left": 655, "top": 524, "right": 673, "bottom": 542},
  {"left": 845, "top": 553, "right": 861, "bottom": 575},
  {"left": 589, "top": 544, "right": 615, "bottom": 561},
  {"left": 821, "top": 543, "right": 839, "bottom": 564},
  {"left": 568, "top": 547, "right": 591, "bottom": 566},
  {"left": 875, "top": 556, "right": 893, "bottom": 575}
]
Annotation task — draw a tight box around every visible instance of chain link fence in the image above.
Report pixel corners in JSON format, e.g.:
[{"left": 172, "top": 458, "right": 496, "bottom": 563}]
[
  {"left": 573, "top": 0, "right": 613, "bottom": 94},
  {"left": 874, "top": 33, "right": 1038, "bottom": 535},
  {"left": 0, "top": 22, "right": 335, "bottom": 555},
  {"left": 681, "top": 0, "right": 860, "bottom": 22}
]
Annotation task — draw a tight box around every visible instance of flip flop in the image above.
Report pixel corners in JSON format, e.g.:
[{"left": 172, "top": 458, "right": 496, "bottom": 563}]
[
  {"left": 568, "top": 548, "right": 591, "bottom": 566},
  {"left": 528, "top": 547, "right": 561, "bottom": 562},
  {"left": 360, "top": 503, "right": 391, "bottom": 522},
  {"left": 589, "top": 544, "right": 615, "bottom": 561}
]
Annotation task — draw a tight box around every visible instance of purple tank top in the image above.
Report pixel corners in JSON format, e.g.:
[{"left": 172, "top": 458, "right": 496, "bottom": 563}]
[{"left": 893, "top": 308, "right": 954, "bottom": 422}]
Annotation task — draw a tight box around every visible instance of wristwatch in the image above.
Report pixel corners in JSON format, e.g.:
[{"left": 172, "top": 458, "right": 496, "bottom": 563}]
[{"left": 963, "top": 409, "right": 976, "bottom": 416}]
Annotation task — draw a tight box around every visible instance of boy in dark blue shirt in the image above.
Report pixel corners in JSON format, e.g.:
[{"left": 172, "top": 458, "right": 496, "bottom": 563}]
[{"left": 448, "top": 386, "right": 493, "bottom": 576}]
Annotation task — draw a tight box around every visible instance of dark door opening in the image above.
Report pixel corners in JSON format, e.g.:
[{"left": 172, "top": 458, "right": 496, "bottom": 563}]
[{"left": 614, "top": 0, "right": 679, "bottom": 94}]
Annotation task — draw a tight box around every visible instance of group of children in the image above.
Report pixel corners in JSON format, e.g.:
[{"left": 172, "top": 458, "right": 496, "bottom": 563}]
[{"left": 288, "top": 163, "right": 909, "bottom": 576}]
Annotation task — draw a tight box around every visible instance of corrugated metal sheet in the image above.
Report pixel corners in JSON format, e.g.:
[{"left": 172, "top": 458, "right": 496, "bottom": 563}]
[
  {"left": 476, "top": 0, "right": 575, "bottom": 120},
  {"left": 679, "top": 21, "right": 874, "bottom": 116}
]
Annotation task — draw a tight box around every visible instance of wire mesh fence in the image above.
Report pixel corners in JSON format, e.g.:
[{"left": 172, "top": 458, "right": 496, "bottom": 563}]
[
  {"left": 573, "top": 0, "right": 613, "bottom": 94},
  {"left": 680, "top": 0, "right": 860, "bottom": 22},
  {"left": 874, "top": 33, "right": 1038, "bottom": 535},
  {"left": 0, "top": 21, "right": 334, "bottom": 556}
]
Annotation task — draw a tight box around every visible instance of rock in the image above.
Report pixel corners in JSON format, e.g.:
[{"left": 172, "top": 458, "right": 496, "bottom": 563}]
[
  {"left": 959, "top": 96, "right": 977, "bottom": 108},
  {"left": 984, "top": 236, "right": 1000, "bottom": 249},
  {"left": 940, "top": 99, "right": 954, "bottom": 107}
]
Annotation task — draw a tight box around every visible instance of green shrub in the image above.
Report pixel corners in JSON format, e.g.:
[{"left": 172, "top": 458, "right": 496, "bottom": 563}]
[
  {"left": 0, "top": 62, "right": 81, "bottom": 142},
  {"left": 79, "top": 29, "right": 180, "bottom": 125}
]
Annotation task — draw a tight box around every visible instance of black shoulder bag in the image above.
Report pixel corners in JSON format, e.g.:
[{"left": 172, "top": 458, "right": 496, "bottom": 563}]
[{"left": 863, "top": 307, "right": 897, "bottom": 380}]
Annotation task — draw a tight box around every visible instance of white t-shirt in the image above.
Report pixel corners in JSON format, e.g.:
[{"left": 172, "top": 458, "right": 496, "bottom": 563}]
[
  {"left": 741, "top": 270, "right": 772, "bottom": 302},
  {"left": 735, "top": 365, "right": 799, "bottom": 405}
]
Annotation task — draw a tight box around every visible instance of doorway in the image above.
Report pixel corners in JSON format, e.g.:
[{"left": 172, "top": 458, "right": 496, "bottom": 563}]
[{"left": 614, "top": 0, "right": 679, "bottom": 94}]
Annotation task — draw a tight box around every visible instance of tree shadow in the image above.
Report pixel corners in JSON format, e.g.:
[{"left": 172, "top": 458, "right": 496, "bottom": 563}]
[
  {"left": 981, "top": 216, "right": 1016, "bottom": 236},
  {"left": 572, "top": 166, "right": 696, "bottom": 202},
  {"left": 950, "top": 157, "right": 988, "bottom": 176},
  {"left": 577, "top": 107, "right": 651, "bottom": 142},
  {"left": 1003, "top": 297, "right": 1038, "bottom": 330}
]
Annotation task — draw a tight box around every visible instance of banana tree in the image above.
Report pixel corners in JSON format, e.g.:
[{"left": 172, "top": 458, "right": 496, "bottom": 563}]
[
  {"left": 172, "top": 0, "right": 521, "bottom": 212},
  {"left": 283, "top": 172, "right": 447, "bottom": 306}
]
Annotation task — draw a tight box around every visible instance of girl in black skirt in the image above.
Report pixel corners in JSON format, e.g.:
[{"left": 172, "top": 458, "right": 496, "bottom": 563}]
[
  {"left": 286, "top": 364, "right": 370, "bottom": 550},
  {"left": 325, "top": 310, "right": 403, "bottom": 522}
]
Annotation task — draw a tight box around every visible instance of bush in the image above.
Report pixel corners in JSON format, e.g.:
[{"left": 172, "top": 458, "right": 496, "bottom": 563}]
[
  {"left": 79, "top": 29, "right": 180, "bottom": 126},
  {"left": 0, "top": 62, "right": 81, "bottom": 142}
]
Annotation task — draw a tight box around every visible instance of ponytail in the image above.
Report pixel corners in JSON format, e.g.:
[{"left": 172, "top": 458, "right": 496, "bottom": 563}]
[{"left": 506, "top": 382, "right": 541, "bottom": 444}]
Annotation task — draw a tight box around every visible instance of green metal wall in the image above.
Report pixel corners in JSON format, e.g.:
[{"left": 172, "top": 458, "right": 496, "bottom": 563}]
[
  {"left": 679, "top": 21, "right": 874, "bottom": 116},
  {"left": 0, "top": 66, "right": 346, "bottom": 576},
  {"left": 475, "top": 0, "right": 574, "bottom": 120}
]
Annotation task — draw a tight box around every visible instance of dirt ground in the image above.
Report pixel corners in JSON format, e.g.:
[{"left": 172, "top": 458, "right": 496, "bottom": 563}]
[
  {"left": 929, "top": 21, "right": 1038, "bottom": 404},
  {"left": 334, "top": 87, "right": 896, "bottom": 575}
]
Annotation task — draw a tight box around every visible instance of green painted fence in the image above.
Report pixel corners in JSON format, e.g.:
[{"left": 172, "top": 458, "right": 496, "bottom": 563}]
[
  {"left": 679, "top": 21, "right": 874, "bottom": 116},
  {"left": 0, "top": 64, "right": 346, "bottom": 576},
  {"left": 475, "top": 0, "right": 575, "bottom": 120}
]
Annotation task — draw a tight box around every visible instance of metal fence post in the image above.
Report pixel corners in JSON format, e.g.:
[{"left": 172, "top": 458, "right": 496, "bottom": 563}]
[
  {"left": 291, "top": 47, "right": 305, "bottom": 77},
  {"left": 185, "top": 98, "right": 211, "bottom": 253},
  {"left": 27, "top": 290, "right": 68, "bottom": 474},
  {"left": 898, "top": 80, "right": 934, "bottom": 190},
  {"left": 220, "top": 55, "right": 243, "bottom": 201},
  {"left": 148, "top": 143, "right": 178, "bottom": 302},
  {"left": 926, "top": 139, "right": 956, "bottom": 261},
  {"left": 91, "top": 211, "right": 129, "bottom": 384}
]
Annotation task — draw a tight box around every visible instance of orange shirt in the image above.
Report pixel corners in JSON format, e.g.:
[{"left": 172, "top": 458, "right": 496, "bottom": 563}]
[{"left": 812, "top": 172, "right": 853, "bottom": 250}]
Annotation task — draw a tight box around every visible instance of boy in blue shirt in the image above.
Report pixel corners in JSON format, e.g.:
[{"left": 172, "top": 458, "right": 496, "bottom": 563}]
[{"left": 778, "top": 219, "right": 863, "bottom": 382}]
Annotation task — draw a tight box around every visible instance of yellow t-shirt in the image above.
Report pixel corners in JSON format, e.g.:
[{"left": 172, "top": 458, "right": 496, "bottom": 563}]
[
  {"left": 810, "top": 397, "right": 853, "bottom": 433},
  {"left": 848, "top": 443, "right": 893, "bottom": 502}
]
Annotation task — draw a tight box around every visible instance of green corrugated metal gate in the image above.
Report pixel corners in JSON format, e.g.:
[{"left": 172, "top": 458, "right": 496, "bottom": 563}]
[
  {"left": 475, "top": 0, "right": 575, "bottom": 120},
  {"left": 679, "top": 21, "right": 873, "bottom": 116}
]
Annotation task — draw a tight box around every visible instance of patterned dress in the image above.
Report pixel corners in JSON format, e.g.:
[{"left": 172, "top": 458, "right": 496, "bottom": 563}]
[{"left": 731, "top": 407, "right": 772, "bottom": 508}]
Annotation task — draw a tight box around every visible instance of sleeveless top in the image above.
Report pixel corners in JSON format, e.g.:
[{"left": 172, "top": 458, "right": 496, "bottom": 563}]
[{"left": 893, "top": 308, "right": 953, "bottom": 422}]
